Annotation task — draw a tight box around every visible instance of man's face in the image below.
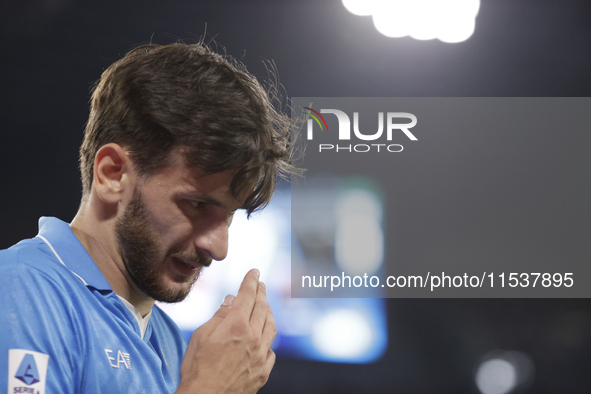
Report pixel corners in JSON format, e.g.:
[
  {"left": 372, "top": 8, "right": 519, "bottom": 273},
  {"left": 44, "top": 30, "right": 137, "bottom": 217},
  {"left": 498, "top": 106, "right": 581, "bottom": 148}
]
[{"left": 115, "top": 155, "right": 240, "bottom": 303}]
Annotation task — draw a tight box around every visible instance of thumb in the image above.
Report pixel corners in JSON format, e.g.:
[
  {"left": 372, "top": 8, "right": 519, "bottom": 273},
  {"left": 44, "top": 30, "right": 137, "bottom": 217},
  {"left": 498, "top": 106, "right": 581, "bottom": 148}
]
[
  {"left": 195, "top": 294, "right": 235, "bottom": 338},
  {"left": 220, "top": 294, "right": 235, "bottom": 313},
  {"left": 209, "top": 294, "right": 235, "bottom": 323}
]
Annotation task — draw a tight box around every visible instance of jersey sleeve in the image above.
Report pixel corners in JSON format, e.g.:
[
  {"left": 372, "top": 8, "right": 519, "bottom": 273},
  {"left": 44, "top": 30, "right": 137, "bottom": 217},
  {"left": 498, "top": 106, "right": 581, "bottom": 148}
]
[{"left": 0, "top": 249, "right": 85, "bottom": 394}]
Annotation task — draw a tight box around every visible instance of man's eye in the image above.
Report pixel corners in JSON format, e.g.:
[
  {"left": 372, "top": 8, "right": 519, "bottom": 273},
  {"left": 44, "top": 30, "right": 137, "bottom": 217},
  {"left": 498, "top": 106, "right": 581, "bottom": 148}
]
[{"left": 189, "top": 200, "right": 204, "bottom": 209}]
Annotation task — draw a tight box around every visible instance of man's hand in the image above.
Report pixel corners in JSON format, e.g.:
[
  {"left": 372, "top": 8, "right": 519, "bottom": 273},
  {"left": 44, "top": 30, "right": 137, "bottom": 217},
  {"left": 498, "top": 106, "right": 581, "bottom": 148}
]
[{"left": 176, "top": 269, "right": 277, "bottom": 394}]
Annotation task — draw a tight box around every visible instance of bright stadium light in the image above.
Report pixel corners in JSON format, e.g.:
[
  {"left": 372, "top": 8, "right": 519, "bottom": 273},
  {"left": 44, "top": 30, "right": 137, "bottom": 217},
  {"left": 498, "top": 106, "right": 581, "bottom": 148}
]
[
  {"left": 343, "top": 0, "right": 480, "bottom": 43},
  {"left": 475, "top": 358, "right": 517, "bottom": 394},
  {"left": 342, "top": 0, "right": 378, "bottom": 16},
  {"left": 475, "top": 351, "right": 535, "bottom": 394},
  {"left": 311, "top": 309, "right": 375, "bottom": 359}
]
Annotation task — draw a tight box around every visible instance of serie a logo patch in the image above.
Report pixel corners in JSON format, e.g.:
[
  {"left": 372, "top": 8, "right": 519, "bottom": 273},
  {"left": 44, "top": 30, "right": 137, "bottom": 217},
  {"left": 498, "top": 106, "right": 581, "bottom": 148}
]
[{"left": 7, "top": 349, "right": 49, "bottom": 394}]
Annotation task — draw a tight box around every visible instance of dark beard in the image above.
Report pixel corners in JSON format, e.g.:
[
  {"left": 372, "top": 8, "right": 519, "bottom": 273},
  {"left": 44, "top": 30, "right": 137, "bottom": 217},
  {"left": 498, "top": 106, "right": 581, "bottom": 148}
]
[{"left": 115, "top": 187, "right": 202, "bottom": 303}]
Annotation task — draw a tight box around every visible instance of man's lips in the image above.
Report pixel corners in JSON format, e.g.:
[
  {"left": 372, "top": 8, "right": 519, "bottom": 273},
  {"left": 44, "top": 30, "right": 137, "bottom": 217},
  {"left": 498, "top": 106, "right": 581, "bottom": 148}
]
[
  {"left": 170, "top": 254, "right": 212, "bottom": 277},
  {"left": 175, "top": 256, "right": 200, "bottom": 270},
  {"left": 170, "top": 256, "right": 201, "bottom": 277}
]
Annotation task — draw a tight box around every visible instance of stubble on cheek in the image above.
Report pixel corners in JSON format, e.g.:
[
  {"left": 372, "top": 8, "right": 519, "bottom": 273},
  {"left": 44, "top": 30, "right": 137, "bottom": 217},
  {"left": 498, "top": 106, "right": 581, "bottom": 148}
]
[{"left": 115, "top": 188, "right": 193, "bottom": 303}]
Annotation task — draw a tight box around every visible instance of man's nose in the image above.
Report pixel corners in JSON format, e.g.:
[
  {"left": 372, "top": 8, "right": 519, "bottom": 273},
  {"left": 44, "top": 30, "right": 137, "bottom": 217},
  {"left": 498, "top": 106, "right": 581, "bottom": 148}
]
[{"left": 193, "top": 217, "right": 229, "bottom": 261}]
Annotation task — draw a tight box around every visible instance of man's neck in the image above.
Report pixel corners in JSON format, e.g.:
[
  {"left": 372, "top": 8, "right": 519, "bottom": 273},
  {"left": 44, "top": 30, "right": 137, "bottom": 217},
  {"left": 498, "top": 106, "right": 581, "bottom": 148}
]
[{"left": 70, "top": 200, "right": 155, "bottom": 317}]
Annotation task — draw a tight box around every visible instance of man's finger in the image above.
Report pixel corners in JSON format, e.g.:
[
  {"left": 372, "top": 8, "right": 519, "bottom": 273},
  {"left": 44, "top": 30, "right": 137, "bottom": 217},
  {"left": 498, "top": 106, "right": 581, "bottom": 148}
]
[
  {"left": 250, "top": 282, "right": 269, "bottom": 334},
  {"left": 229, "top": 269, "right": 260, "bottom": 317},
  {"left": 261, "top": 306, "right": 277, "bottom": 349}
]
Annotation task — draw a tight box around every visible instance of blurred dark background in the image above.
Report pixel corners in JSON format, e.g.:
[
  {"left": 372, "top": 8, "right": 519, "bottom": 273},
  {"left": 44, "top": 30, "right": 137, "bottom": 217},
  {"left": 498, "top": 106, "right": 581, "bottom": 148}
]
[{"left": 1, "top": 0, "right": 590, "bottom": 392}]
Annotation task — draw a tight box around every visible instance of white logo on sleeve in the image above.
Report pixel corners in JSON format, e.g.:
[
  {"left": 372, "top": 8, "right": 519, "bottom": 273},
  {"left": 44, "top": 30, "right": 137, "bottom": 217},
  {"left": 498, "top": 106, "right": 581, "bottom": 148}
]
[
  {"left": 8, "top": 349, "right": 49, "bottom": 394},
  {"left": 104, "top": 349, "right": 132, "bottom": 370}
]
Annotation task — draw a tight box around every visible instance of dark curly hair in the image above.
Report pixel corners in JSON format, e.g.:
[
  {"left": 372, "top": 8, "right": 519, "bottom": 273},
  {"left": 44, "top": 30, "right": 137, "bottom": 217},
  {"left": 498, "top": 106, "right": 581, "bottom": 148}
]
[{"left": 80, "top": 42, "right": 300, "bottom": 214}]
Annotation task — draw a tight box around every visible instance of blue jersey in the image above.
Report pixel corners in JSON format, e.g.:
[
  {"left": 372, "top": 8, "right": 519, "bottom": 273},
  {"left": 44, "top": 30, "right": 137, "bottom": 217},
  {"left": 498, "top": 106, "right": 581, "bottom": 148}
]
[{"left": 0, "top": 217, "right": 187, "bottom": 393}]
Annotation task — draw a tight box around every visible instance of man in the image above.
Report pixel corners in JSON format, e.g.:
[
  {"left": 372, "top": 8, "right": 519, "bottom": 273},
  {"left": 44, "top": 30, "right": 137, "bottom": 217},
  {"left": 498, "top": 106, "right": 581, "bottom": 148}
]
[{"left": 0, "top": 42, "right": 298, "bottom": 393}]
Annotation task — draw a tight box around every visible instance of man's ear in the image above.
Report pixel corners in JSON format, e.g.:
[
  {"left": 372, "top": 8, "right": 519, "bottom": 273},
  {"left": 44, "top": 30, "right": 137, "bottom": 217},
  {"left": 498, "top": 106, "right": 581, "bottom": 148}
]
[{"left": 93, "top": 143, "right": 134, "bottom": 204}]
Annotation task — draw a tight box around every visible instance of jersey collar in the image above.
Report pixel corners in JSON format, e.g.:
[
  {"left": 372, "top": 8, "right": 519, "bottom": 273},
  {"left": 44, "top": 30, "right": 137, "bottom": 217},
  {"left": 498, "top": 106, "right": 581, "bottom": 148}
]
[{"left": 37, "top": 216, "right": 112, "bottom": 292}]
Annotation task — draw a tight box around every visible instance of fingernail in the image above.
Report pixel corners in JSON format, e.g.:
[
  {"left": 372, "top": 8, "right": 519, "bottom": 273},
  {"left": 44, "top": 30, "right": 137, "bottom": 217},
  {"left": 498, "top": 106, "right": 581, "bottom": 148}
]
[
  {"left": 222, "top": 294, "right": 235, "bottom": 306},
  {"left": 253, "top": 268, "right": 260, "bottom": 278},
  {"left": 260, "top": 281, "right": 266, "bottom": 290}
]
